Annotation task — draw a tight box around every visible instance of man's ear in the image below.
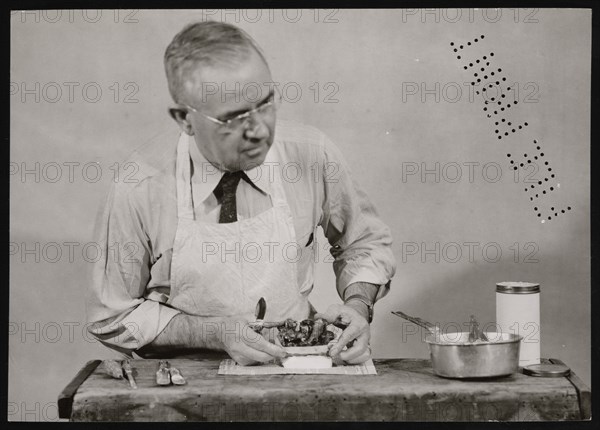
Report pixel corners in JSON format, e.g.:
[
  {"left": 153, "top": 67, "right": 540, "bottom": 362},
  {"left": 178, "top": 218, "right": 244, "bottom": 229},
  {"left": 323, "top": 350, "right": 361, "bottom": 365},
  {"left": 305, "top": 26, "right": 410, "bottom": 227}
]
[{"left": 168, "top": 106, "right": 194, "bottom": 135}]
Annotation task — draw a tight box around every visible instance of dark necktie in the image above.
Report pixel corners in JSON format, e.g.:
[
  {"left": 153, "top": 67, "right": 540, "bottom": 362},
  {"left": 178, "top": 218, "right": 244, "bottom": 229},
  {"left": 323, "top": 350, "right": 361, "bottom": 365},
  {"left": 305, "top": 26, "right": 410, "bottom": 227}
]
[{"left": 214, "top": 172, "right": 243, "bottom": 223}]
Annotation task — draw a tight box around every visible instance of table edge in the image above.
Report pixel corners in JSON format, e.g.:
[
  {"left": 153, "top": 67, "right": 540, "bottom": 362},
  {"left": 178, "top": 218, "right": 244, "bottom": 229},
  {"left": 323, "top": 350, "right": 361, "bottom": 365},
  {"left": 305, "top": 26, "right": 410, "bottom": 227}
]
[
  {"left": 63, "top": 357, "right": 591, "bottom": 421},
  {"left": 58, "top": 359, "right": 102, "bottom": 420},
  {"left": 549, "top": 358, "right": 592, "bottom": 420}
]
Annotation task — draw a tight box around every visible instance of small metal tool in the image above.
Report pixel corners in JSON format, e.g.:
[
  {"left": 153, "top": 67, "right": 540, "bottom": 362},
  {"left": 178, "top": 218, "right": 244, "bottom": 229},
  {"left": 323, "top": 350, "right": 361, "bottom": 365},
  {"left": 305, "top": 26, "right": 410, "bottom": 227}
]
[
  {"left": 103, "top": 359, "right": 124, "bottom": 379},
  {"left": 469, "top": 315, "right": 489, "bottom": 342},
  {"left": 156, "top": 360, "right": 171, "bottom": 386},
  {"left": 169, "top": 367, "right": 186, "bottom": 385},
  {"left": 122, "top": 360, "right": 138, "bottom": 389}
]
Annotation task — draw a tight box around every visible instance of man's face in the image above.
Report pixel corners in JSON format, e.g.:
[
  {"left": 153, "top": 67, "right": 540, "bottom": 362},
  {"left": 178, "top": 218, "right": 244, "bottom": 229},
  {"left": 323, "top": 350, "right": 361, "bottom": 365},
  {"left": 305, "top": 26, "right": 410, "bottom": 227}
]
[{"left": 182, "top": 49, "right": 276, "bottom": 172}]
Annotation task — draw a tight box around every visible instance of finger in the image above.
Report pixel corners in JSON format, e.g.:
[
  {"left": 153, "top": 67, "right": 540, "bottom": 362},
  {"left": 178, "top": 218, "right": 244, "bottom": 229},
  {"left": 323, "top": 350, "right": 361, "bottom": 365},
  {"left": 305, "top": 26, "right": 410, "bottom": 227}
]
[
  {"left": 341, "top": 344, "right": 371, "bottom": 364},
  {"left": 330, "top": 353, "right": 345, "bottom": 367},
  {"left": 329, "top": 324, "right": 361, "bottom": 357},
  {"left": 227, "top": 342, "right": 271, "bottom": 365},
  {"left": 244, "top": 333, "right": 287, "bottom": 358},
  {"left": 232, "top": 354, "right": 259, "bottom": 366},
  {"left": 339, "top": 334, "right": 369, "bottom": 362},
  {"left": 231, "top": 343, "right": 280, "bottom": 364}
]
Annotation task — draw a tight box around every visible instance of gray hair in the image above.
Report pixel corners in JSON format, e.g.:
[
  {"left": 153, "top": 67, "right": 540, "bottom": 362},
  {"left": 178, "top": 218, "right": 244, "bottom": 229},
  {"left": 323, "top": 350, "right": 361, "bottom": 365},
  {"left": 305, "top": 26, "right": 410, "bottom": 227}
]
[{"left": 164, "top": 21, "right": 268, "bottom": 103}]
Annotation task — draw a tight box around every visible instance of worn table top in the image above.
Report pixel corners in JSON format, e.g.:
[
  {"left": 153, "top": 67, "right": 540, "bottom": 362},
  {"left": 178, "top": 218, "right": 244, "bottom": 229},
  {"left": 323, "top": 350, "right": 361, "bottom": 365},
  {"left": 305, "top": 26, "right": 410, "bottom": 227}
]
[{"left": 60, "top": 358, "right": 590, "bottom": 422}]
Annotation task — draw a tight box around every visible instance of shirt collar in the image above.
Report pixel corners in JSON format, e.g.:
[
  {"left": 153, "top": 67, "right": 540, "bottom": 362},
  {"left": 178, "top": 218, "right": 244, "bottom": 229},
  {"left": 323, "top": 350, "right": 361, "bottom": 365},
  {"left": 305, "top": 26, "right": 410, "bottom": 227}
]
[
  {"left": 245, "top": 147, "right": 274, "bottom": 196},
  {"left": 187, "top": 134, "right": 273, "bottom": 203}
]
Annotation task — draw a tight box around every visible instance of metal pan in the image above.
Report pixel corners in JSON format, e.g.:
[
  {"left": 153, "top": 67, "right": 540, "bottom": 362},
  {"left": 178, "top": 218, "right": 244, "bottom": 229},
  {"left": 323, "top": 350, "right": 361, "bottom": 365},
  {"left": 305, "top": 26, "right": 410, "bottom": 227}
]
[
  {"left": 425, "top": 331, "right": 522, "bottom": 378},
  {"left": 393, "top": 311, "right": 522, "bottom": 378}
]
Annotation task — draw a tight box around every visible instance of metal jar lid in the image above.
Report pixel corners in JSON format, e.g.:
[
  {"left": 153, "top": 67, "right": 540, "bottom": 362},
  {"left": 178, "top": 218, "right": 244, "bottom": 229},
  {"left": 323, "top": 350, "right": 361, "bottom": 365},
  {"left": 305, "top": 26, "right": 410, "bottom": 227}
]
[
  {"left": 496, "top": 281, "right": 540, "bottom": 294},
  {"left": 523, "top": 364, "right": 570, "bottom": 377}
]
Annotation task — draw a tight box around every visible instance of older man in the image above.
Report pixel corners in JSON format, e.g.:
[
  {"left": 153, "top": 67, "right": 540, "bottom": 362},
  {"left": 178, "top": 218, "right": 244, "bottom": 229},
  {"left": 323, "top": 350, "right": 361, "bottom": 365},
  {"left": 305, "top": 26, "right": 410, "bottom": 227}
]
[{"left": 87, "top": 21, "right": 396, "bottom": 365}]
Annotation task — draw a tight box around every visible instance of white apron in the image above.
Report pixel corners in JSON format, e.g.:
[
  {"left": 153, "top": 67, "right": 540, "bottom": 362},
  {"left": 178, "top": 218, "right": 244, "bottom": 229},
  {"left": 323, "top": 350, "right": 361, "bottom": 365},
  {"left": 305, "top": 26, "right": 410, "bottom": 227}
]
[{"left": 167, "top": 133, "right": 310, "bottom": 323}]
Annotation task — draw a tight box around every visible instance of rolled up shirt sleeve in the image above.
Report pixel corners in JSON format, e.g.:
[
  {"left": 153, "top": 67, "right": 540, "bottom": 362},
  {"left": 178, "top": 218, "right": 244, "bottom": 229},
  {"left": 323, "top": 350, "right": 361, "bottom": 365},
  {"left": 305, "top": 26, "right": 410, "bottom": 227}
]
[
  {"left": 318, "top": 133, "right": 397, "bottom": 302},
  {"left": 86, "top": 181, "right": 180, "bottom": 354}
]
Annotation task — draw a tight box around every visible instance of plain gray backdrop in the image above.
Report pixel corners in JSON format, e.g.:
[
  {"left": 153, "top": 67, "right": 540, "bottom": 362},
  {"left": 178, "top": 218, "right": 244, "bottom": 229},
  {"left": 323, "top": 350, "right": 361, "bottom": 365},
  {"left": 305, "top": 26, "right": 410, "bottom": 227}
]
[{"left": 10, "top": 9, "right": 590, "bottom": 421}]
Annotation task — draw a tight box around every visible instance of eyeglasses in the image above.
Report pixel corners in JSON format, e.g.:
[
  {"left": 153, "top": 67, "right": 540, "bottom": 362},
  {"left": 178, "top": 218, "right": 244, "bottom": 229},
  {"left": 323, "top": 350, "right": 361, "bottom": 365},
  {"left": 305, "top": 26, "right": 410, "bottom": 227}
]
[{"left": 181, "top": 92, "right": 281, "bottom": 131}]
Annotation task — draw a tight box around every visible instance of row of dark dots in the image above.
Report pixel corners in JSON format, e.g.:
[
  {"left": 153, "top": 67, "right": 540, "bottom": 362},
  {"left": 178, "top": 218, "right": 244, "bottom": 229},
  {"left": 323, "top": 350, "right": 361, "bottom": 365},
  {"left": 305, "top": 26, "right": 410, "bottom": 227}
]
[
  {"left": 450, "top": 35, "right": 483, "bottom": 60},
  {"left": 485, "top": 99, "right": 509, "bottom": 106},
  {"left": 465, "top": 53, "right": 494, "bottom": 69},
  {"left": 527, "top": 187, "right": 555, "bottom": 200},
  {"left": 526, "top": 177, "right": 553, "bottom": 190},
  {"left": 517, "top": 151, "right": 549, "bottom": 165},
  {"left": 467, "top": 61, "right": 491, "bottom": 71},
  {"left": 484, "top": 99, "right": 514, "bottom": 114},
  {"left": 509, "top": 139, "right": 569, "bottom": 221},
  {"left": 490, "top": 99, "right": 514, "bottom": 107},
  {"left": 497, "top": 121, "right": 528, "bottom": 139},
  {"left": 529, "top": 189, "right": 555, "bottom": 200},
  {"left": 479, "top": 81, "right": 508, "bottom": 97},
  {"left": 486, "top": 95, "right": 514, "bottom": 106},
  {"left": 535, "top": 206, "right": 571, "bottom": 220},
  {"left": 487, "top": 92, "right": 507, "bottom": 102},
  {"left": 451, "top": 35, "right": 484, "bottom": 52},
  {"left": 465, "top": 58, "right": 491, "bottom": 71},
  {"left": 531, "top": 139, "right": 555, "bottom": 178},
  {"left": 474, "top": 76, "right": 506, "bottom": 87},
  {"left": 475, "top": 68, "right": 502, "bottom": 82},
  {"left": 483, "top": 84, "right": 513, "bottom": 117},
  {"left": 505, "top": 153, "right": 555, "bottom": 194},
  {"left": 508, "top": 140, "right": 556, "bottom": 200},
  {"left": 482, "top": 82, "right": 507, "bottom": 92}
]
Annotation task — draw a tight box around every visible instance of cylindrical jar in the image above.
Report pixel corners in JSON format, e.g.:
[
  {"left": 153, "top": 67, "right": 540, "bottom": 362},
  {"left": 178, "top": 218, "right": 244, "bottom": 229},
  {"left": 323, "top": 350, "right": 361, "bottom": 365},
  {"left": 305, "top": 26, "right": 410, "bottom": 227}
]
[{"left": 496, "top": 281, "right": 540, "bottom": 366}]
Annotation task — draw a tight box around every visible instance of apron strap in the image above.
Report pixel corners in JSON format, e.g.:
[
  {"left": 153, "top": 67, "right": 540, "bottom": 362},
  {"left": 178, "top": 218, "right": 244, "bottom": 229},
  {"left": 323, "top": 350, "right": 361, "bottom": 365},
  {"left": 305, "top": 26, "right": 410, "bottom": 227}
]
[
  {"left": 175, "top": 132, "right": 195, "bottom": 220},
  {"left": 265, "top": 146, "right": 288, "bottom": 209}
]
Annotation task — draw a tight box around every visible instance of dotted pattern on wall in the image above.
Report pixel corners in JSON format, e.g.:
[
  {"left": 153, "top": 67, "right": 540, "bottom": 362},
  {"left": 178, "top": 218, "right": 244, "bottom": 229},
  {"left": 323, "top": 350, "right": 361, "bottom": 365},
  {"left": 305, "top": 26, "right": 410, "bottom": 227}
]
[{"left": 451, "top": 36, "right": 572, "bottom": 223}]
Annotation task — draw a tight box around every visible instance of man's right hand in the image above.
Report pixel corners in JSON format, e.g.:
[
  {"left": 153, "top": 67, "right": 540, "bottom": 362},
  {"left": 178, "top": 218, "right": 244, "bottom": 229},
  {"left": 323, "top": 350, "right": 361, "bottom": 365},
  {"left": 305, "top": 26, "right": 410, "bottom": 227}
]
[
  {"left": 144, "top": 313, "right": 287, "bottom": 366},
  {"left": 215, "top": 316, "right": 287, "bottom": 366}
]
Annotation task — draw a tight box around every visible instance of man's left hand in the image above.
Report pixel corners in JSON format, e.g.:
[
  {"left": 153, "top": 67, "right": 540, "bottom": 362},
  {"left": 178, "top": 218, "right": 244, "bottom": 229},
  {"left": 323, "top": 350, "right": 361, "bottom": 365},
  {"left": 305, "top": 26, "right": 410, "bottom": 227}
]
[{"left": 315, "top": 304, "right": 371, "bottom": 364}]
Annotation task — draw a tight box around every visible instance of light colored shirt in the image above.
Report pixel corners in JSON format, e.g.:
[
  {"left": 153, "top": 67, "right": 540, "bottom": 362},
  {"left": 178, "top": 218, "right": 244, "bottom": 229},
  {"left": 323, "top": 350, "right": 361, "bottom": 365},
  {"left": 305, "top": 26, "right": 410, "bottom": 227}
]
[{"left": 87, "top": 120, "right": 396, "bottom": 353}]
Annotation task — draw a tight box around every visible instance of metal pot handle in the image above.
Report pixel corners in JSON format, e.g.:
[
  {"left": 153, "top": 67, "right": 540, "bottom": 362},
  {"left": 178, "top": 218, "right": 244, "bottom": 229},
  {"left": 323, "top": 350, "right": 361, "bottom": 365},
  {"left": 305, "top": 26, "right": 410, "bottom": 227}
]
[{"left": 391, "top": 311, "right": 438, "bottom": 334}]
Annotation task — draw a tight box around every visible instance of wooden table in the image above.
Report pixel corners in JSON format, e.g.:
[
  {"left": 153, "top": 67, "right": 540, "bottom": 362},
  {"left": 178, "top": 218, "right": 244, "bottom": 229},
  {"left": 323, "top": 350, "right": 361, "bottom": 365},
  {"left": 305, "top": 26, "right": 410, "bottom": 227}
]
[{"left": 59, "top": 357, "right": 590, "bottom": 421}]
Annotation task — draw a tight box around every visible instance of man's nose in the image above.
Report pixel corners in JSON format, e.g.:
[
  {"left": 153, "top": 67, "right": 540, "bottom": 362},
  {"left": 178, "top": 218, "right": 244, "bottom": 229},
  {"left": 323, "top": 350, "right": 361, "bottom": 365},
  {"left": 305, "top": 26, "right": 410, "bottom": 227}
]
[{"left": 244, "top": 116, "right": 270, "bottom": 141}]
